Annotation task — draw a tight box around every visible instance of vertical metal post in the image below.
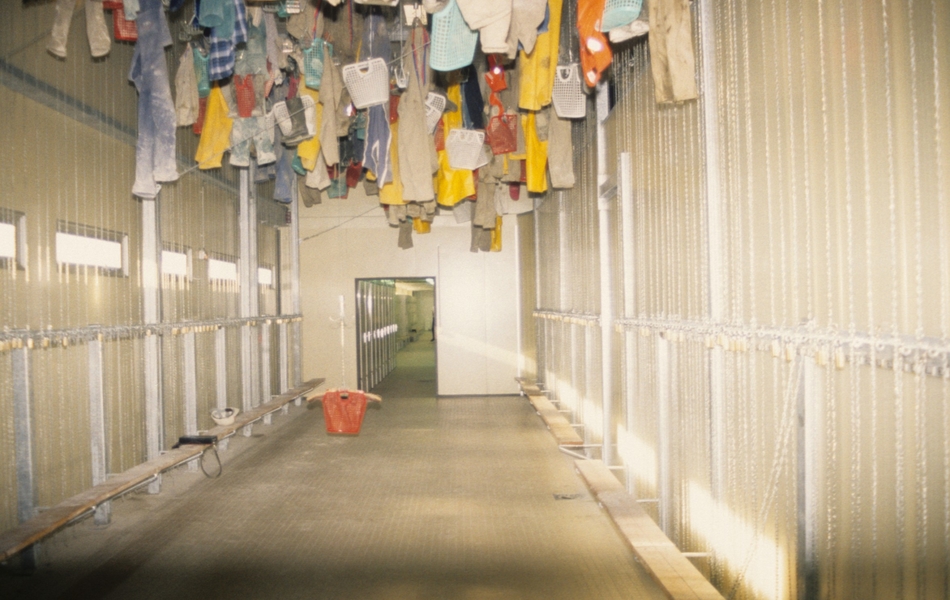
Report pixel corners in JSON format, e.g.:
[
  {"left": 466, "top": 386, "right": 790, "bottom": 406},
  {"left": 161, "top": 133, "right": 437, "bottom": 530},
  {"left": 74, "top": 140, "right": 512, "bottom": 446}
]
[
  {"left": 279, "top": 321, "right": 289, "bottom": 392},
  {"left": 142, "top": 196, "right": 163, "bottom": 494},
  {"left": 261, "top": 323, "right": 272, "bottom": 424},
  {"left": 699, "top": 0, "right": 727, "bottom": 506},
  {"left": 87, "top": 337, "right": 110, "bottom": 524},
  {"left": 289, "top": 178, "right": 302, "bottom": 386},
  {"left": 797, "top": 357, "right": 820, "bottom": 600},
  {"left": 215, "top": 326, "right": 229, "bottom": 450},
  {"left": 183, "top": 330, "right": 198, "bottom": 470},
  {"left": 597, "top": 80, "right": 614, "bottom": 467},
  {"left": 533, "top": 198, "right": 545, "bottom": 387},
  {"left": 239, "top": 168, "right": 260, "bottom": 421},
  {"left": 620, "top": 151, "right": 637, "bottom": 493},
  {"left": 13, "top": 345, "right": 37, "bottom": 568},
  {"left": 657, "top": 335, "right": 672, "bottom": 535},
  {"left": 584, "top": 325, "right": 594, "bottom": 444}
]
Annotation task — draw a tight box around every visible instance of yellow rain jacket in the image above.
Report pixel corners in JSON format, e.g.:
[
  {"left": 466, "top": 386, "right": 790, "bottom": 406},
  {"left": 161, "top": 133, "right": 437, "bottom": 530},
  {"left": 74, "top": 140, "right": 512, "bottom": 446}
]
[
  {"left": 379, "top": 127, "right": 406, "bottom": 205},
  {"left": 519, "top": 0, "right": 562, "bottom": 111},
  {"left": 195, "top": 85, "right": 234, "bottom": 170},
  {"left": 436, "top": 84, "right": 475, "bottom": 206},
  {"left": 523, "top": 112, "right": 548, "bottom": 193}
]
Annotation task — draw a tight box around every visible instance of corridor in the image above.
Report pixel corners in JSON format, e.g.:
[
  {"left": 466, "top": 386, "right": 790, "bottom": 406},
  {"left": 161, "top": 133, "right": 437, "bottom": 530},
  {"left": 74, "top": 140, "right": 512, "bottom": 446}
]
[{"left": 1, "top": 342, "right": 664, "bottom": 599}]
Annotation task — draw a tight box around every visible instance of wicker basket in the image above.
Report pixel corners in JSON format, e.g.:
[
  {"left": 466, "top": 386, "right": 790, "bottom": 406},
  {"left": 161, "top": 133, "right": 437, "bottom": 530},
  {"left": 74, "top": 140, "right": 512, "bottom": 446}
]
[
  {"left": 446, "top": 129, "right": 486, "bottom": 170},
  {"left": 342, "top": 58, "right": 391, "bottom": 109},
  {"left": 552, "top": 64, "right": 587, "bottom": 119}
]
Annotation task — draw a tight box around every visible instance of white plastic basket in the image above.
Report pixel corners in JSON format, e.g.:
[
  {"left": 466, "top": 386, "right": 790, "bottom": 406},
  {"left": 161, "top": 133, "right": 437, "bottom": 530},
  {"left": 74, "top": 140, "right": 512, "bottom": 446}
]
[
  {"left": 342, "top": 58, "right": 391, "bottom": 109},
  {"left": 552, "top": 64, "right": 587, "bottom": 119},
  {"left": 425, "top": 92, "right": 446, "bottom": 134},
  {"left": 446, "top": 129, "right": 486, "bottom": 170}
]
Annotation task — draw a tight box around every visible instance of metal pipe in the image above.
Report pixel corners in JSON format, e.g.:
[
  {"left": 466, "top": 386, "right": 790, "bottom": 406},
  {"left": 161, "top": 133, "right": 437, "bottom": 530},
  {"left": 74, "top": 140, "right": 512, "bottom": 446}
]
[{"left": 596, "top": 80, "right": 615, "bottom": 468}]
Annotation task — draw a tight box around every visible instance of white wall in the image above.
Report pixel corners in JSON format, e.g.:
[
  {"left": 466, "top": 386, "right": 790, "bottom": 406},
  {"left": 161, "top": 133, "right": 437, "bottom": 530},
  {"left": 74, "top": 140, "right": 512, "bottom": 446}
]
[{"left": 298, "top": 191, "right": 520, "bottom": 395}]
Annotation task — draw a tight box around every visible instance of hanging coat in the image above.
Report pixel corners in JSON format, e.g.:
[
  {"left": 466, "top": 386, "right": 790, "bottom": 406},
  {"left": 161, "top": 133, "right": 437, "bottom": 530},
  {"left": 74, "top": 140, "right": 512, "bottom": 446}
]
[
  {"left": 519, "top": 0, "right": 562, "bottom": 111},
  {"left": 397, "top": 27, "right": 438, "bottom": 202}
]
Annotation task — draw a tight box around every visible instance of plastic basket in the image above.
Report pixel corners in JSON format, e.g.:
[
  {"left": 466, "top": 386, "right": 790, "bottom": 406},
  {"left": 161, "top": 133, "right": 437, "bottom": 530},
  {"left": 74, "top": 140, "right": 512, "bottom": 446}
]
[
  {"left": 425, "top": 92, "right": 447, "bottom": 134},
  {"left": 429, "top": 0, "right": 478, "bottom": 72},
  {"left": 320, "top": 390, "right": 368, "bottom": 434},
  {"left": 552, "top": 64, "right": 587, "bottom": 119},
  {"left": 234, "top": 74, "right": 256, "bottom": 118},
  {"left": 111, "top": 6, "right": 138, "bottom": 42},
  {"left": 486, "top": 113, "right": 517, "bottom": 155},
  {"left": 445, "top": 129, "right": 485, "bottom": 170},
  {"left": 302, "top": 39, "right": 325, "bottom": 90},
  {"left": 602, "top": 0, "right": 643, "bottom": 31},
  {"left": 194, "top": 47, "right": 211, "bottom": 98},
  {"left": 342, "top": 58, "right": 390, "bottom": 109}
]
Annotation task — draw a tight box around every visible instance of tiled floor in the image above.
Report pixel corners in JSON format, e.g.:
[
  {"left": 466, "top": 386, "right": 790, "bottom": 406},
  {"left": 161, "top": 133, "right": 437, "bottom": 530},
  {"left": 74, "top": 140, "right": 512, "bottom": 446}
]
[{"left": 0, "top": 342, "right": 665, "bottom": 599}]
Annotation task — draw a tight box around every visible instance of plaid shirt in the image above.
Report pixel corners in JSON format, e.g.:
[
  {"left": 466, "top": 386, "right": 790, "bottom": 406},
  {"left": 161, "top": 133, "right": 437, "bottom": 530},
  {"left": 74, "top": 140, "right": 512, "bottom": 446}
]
[{"left": 207, "top": 0, "right": 248, "bottom": 82}]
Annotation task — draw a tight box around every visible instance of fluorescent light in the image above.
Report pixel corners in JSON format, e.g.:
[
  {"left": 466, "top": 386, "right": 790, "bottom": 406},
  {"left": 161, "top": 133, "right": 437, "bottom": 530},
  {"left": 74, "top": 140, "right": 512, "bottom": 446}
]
[
  {"left": 56, "top": 231, "right": 122, "bottom": 270},
  {"left": 162, "top": 250, "right": 188, "bottom": 277},
  {"left": 258, "top": 266, "right": 273, "bottom": 286},
  {"left": 208, "top": 258, "right": 237, "bottom": 282},
  {"left": 0, "top": 222, "right": 15, "bottom": 260}
]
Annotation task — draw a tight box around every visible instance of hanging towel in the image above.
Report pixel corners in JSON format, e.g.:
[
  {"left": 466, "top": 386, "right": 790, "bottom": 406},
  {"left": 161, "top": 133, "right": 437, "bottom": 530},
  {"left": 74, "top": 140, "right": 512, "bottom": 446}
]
[
  {"left": 195, "top": 85, "right": 234, "bottom": 169},
  {"left": 175, "top": 46, "right": 200, "bottom": 126},
  {"left": 47, "top": 0, "right": 111, "bottom": 59},
  {"left": 129, "top": 0, "right": 178, "bottom": 198},
  {"left": 648, "top": 0, "right": 697, "bottom": 103},
  {"left": 518, "top": 0, "right": 562, "bottom": 111}
]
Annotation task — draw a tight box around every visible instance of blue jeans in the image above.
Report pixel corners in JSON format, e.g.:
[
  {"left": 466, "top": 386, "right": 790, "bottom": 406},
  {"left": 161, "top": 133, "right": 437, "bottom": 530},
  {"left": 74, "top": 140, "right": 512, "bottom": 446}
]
[{"left": 129, "top": 0, "right": 178, "bottom": 198}]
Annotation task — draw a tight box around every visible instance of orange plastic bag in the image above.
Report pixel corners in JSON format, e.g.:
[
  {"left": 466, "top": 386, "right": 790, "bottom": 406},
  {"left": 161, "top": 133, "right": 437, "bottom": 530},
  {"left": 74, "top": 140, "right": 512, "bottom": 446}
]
[{"left": 577, "top": 0, "right": 612, "bottom": 87}]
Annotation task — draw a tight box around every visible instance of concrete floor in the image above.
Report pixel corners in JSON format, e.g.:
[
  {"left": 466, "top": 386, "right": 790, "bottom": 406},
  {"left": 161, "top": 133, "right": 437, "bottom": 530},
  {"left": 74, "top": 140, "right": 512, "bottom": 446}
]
[{"left": 0, "top": 341, "right": 665, "bottom": 599}]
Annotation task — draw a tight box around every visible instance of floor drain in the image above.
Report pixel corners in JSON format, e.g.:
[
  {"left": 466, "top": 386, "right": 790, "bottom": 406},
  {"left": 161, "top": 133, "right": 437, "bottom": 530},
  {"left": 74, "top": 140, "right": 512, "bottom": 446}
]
[{"left": 553, "top": 493, "right": 583, "bottom": 501}]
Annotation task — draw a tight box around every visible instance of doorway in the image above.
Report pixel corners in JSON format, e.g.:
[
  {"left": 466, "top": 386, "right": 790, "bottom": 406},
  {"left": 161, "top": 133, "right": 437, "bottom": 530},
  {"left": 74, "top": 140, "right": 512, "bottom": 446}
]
[{"left": 355, "top": 278, "right": 436, "bottom": 393}]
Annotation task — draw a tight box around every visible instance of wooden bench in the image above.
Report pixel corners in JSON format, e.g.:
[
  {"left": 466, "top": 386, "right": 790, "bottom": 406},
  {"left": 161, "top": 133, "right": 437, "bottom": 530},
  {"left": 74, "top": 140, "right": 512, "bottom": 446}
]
[
  {"left": 0, "top": 377, "right": 325, "bottom": 563},
  {"left": 516, "top": 378, "right": 584, "bottom": 447},
  {"left": 575, "top": 459, "right": 724, "bottom": 600}
]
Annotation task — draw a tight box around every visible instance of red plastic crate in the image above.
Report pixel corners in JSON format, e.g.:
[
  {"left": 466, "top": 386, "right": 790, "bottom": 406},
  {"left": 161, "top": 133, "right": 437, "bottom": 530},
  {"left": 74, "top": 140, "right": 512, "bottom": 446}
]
[{"left": 321, "top": 389, "right": 368, "bottom": 434}]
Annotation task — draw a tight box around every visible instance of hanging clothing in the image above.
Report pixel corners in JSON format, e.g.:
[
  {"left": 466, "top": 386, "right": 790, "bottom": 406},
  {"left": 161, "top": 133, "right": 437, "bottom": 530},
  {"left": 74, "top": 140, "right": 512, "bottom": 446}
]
[
  {"left": 456, "top": 0, "right": 511, "bottom": 55},
  {"left": 47, "top": 0, "right": 111, "bottom": 59},
  {"left": 505, "top": 0, "right": 547, "bottom": 58},
  {"left": 230, "top": 116, "right": 276, "bottom": 167},
  {"left": 295, "top": 87, "right": 323, "bottom": 171},
  {"left": 608, "top": 0, "right": 649, "bottom": 43},
  {"left": 379, "top": 128, "right": 406, "bottom": 205},
  {"left": 397, "top": 26, "right": 438, "bottom": 202},
  {"left": 435, "top": 84, "right": 475, "bottom": 206},
  {"left": 577, "top": 0, "right": 612, "bottom": 87},
  {"left": 129, "top": 0, "right": 179, "bottom": 198},
  {"left": 361, "top": 14, "right": 394, "bottom": 184},
  {"left": 207, "top": 0, "right": 249, "bottom": 82},
  {"left": 318, "top": 43, "right": 344, "bottom": 167},
  {"left": 175, "top": 46, "right": 200, "bottom": 126},
  {"left": 519, "top": 0, "right": 561, "bottom": 111},
  {"left": 522, "top": 111, "right": 548, "bottom": 193},
  {"left": 397, "top": 219, "right": 414, "bottom": 249},
  {"left": 195, "top": 84, "right": 234, "bottom": 169},
  {"left": 648, "top": 0, "right": 697, "bottom": 103},
  {"left": 547, "top": 108, "right": 574, "bottom": 188}
]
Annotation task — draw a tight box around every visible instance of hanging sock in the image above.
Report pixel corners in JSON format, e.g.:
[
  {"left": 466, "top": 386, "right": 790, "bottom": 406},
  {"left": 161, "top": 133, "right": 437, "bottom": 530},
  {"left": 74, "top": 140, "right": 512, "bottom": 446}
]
[
  {"left": 648, "top": 0, "right": 697, "bottom": 103},
  {"left": 129, "top": 0, "right": 178, "bottom": 198},
  {"left": 48, "top": 0, "right": 112, "bottom": 59}
]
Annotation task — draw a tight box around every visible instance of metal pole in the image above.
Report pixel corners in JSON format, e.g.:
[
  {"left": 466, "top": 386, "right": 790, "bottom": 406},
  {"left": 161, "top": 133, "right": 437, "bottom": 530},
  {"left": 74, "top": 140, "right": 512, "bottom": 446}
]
[
  {"left": 215, "top": 326, "right": 229, "bottom": 450},
  {"left": 534, "top": 197, "right": 544, "bottom": 387},
  {"left": 619, "top": 151, "right": 638, "bottom": 493},
  {"left": 597, "top": 80, "right": 614, "bottom": 467},
  {"left": 141, "top": 195, "right": 163, "bottom": 494},
  {"left": 87, "top": 337, "right": 110, "bottom": 523},
  {"left": 797, "top": 356, "right": 820, "bottom": 599},
  {"left": 289, "top": 177, "right": 302, "bottom": 386},
  {"left": 657, "top": 335, "right": 672, "bottom": 535},
  {"left": 183, "top": 330, "right": 198, "bottom": 471},
  {"left": 12, "top": 345, "right": 37, "bottom": 568}
]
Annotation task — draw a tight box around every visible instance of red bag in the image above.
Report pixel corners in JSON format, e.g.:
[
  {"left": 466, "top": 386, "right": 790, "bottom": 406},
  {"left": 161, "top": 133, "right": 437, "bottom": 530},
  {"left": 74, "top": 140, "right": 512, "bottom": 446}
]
[
  {"left": 110, "top": 4, "right": 138, "bottom": 42},
  {"left": 234, "top": 74, "right": 256, "bottom": 118},
  {"left": 487, "top": 113, "right": 517, "bottom": 155}
]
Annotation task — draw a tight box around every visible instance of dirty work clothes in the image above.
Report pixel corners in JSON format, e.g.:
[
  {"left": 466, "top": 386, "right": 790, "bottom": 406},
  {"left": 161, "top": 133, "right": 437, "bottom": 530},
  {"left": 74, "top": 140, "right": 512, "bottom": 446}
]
[
  {"left": 123, "top": 0, "right": 140, "bottom": 21},
  {"left": 397, "top": 26, "right": 438, "bottom": 202},
  {"left": 235, "top": 19, "right": 268, "bottom": 76},
  {"left": 522, "top": 111, "right": 548, "bottom": 193},
  {"left": 318, "top": 43, "right": 344, "bottom": 167},
  {"left": 129, "top": 0, "right": 179, "bottom": 199},
  {"left": 506, "top": 0, "right": 547, "bottom": 58},
  {"left": 48, "top": 0, "right": 111, "bottom": 59},
  {"left": 208, "top": 0, "right": 248, "bottom": 82},
  {"left": 547, "top": 108, "right": 574, "bottom": 188},
  {"left": 608, "top": 0, "right": 649, "bottom": 43},
  {"left": 648, "top": 0, "right": 697, "bottom": 103},
  {"left": 230, "top": 116, "right": 276, "bottom": 167},
  {"left": 175, "top": 47, "right": 200, "bottom": 126},
  {"left": 456, "top": 0, "right": 511, "bottom": 55},
  {"left": 195, "top": 85, "right": 233, "bottom": 169}
]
